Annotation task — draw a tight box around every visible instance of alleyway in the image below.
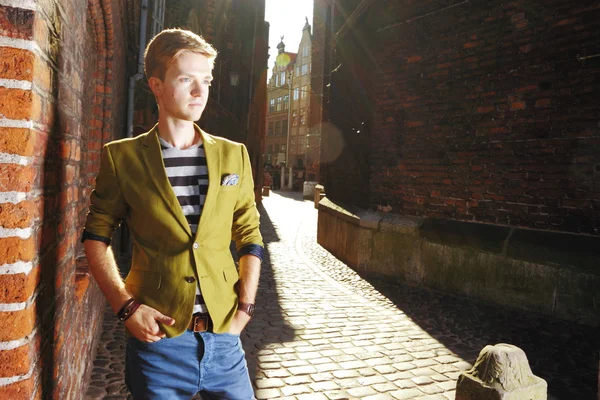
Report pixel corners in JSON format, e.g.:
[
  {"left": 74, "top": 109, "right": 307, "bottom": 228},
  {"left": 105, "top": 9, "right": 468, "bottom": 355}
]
[{"left": 85, "top": 192, "right": 596, "bottom": 400}]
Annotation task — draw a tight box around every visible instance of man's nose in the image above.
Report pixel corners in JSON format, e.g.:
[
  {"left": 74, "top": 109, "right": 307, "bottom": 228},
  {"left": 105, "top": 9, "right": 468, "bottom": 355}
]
[{"left": 191, "top": 81, "right": 204, "bottom": 96}]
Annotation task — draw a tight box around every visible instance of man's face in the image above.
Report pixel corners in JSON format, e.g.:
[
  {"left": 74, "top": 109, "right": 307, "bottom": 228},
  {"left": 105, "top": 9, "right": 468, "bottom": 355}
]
[{"left": 150, "top": 51, "right": 213, "bottom": 122}]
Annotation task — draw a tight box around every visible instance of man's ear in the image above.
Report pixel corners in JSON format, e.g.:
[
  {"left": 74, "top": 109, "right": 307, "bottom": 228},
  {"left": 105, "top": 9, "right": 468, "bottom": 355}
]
[{"left": 148, "top": 76, "right": 162, "bottom": 97}]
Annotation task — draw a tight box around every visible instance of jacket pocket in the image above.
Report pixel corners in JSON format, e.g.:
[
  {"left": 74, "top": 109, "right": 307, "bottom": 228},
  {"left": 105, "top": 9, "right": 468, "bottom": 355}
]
[
  {"left": 125, "top": 269, "right": 162, "bottom": 289},
  {"left": 219, "top": 185, "right": 240, "bottom": 192}
]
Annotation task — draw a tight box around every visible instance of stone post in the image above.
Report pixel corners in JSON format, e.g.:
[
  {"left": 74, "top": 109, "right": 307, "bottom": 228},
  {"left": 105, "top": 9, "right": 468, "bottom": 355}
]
[{"left": 456, "top": 343, "right": 547, "bottom": 400}]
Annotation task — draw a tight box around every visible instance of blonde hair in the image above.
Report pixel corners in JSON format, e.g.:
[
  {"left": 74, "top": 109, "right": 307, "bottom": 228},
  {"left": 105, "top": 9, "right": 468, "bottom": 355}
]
[{"left": 144, "top": 28, "right": 218, "bottom": 80}]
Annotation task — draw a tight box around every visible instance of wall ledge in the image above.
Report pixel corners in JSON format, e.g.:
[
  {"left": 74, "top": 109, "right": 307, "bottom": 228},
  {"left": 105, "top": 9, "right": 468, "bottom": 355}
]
[{"left": 317, "top": 197, "right": 600, "bottom": 326}]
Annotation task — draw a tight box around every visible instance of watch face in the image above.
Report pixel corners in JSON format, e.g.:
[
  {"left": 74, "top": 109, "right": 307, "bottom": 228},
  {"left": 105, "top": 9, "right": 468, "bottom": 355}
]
[{"left": 247, "top": 303, "right": 255, "bottom": 316}]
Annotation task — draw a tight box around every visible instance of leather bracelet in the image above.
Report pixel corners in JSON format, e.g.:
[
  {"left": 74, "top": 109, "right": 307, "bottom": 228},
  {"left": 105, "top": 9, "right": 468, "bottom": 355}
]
[
  {"left": 122, "top": 301, "right": 141, "bottom": 322},
  {"left": 117, "top": 298, "right": 139, "bottom": 322}
]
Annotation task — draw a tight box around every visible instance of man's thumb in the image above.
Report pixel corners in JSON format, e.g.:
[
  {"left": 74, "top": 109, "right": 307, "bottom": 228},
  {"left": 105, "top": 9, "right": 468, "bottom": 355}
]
[{"left": 156, "top": 312, "right": 175, "bottom": 326}]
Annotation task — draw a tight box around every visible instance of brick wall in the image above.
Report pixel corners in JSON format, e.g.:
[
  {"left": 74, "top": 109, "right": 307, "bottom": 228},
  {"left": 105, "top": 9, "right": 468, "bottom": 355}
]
[
  {"left": 324, "top": 0, "right": 600, "bottom": 235},
  {"left": 0, "top": 0, "right": 128, "bottom": 398},
  {"left": 310, "top": 0, "right": 333, "bottom": 184}
]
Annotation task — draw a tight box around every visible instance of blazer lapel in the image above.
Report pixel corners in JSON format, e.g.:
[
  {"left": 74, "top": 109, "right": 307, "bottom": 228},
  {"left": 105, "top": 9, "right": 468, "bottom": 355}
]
[
  {"left": 195, "top": 127, "right": 219, "bottom": 241},
  {"left": 140, "top": 126, "right": 192, "bottom": 237}
]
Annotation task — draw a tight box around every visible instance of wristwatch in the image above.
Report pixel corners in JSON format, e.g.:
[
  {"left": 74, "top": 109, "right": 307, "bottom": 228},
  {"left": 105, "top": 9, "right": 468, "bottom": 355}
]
[{"left": 238, "top": 302, "right": 255, "bottom": 317}]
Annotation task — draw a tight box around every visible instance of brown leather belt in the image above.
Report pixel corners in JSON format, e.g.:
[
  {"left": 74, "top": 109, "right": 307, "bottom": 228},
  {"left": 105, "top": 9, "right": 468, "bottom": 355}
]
[{"left": 188, "top": 314, "right": 212, "bottom": 332}]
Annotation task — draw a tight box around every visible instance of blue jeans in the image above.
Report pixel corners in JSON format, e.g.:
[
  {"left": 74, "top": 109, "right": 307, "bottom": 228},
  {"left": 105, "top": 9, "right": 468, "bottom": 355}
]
[{"left": 125, "top": 331, "right": 255, "bottom": 400}]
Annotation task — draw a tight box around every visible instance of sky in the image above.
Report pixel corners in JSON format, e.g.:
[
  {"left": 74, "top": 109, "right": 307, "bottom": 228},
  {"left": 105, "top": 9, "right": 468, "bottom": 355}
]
[{"left": 265, "top": 0, "right": 314, "bottom": 79}]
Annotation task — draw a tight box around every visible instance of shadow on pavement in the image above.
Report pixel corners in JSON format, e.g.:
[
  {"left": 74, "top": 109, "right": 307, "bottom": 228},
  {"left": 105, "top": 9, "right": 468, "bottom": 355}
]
[
  {"left": 367, "top": 277, "right": 598, "bottom": 399},
  {"left": 242, "top": 201, "right": 296, "bottom": 385}
]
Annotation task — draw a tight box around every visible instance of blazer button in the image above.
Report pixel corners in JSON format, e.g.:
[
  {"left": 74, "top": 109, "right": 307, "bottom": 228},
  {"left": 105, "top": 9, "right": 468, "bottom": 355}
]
[
  {"left": 185, "top": 276, "right": 196, "bottom": 283},
  {"left": 193, "top": 243, "right": 199, "bottom": 249}
]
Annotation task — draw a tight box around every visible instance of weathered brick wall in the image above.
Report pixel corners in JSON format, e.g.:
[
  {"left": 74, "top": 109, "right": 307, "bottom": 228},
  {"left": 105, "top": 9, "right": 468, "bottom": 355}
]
[
  {"left": 320, "top": 0, "right": 373, "bottom": 209},
  {"left": 310, "top": 0, "right": 332, "bottom": 185},
  {"left": 0, "top": 0, "right": 128, "bottom": 397},
  {"left": 326, "top": 0, "right": 600, "bottom": 235}
]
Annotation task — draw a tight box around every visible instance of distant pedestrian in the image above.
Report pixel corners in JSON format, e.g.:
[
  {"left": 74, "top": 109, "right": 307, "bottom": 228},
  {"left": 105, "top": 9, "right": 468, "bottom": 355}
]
[{"left": 82, "top": 28, "right": 262, "bottom": 399}]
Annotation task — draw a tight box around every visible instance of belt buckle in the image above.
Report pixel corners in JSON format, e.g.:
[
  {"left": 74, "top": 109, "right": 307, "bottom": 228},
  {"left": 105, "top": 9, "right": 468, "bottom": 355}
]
[{"left": 192, "top": 315, "right": 209, "bottom": 332}]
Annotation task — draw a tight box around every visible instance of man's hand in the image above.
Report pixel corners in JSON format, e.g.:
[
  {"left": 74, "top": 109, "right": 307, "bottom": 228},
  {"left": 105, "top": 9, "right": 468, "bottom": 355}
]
[
  {"left": 228, "top": 310, "right": 251, "bottom": 335},
  {"left": 124, "top": 304, "right": 175, "bottom": 342},
  {"left": 229, "top": 253, "right": 261, "bottom": 335}
]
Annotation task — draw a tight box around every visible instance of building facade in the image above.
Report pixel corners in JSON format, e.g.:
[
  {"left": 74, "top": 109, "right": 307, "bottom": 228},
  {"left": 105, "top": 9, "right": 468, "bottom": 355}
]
[
  {"left": 265, "top": 40, "right": 295, "bottom": 170},
  {"left": 0, "top": 0, "right": 267, "bottom": 398},
  {"left": 265, "top": 18, "right": 319, "bottom": 185}
]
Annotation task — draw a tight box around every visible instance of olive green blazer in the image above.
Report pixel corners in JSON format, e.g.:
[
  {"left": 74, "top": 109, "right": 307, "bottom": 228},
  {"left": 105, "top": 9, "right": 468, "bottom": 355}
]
[{"left": 84, "top": 125, "right": 262, "bottom": 336}]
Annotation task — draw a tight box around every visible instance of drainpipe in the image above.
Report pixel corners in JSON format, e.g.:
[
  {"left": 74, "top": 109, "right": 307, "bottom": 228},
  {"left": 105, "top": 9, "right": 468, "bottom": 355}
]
[
  {"left": 246, "top": 2, "right": 258, "bottom": 133},
  {"left": 126, "top": 0, "right": 149, "bottom": 138}
]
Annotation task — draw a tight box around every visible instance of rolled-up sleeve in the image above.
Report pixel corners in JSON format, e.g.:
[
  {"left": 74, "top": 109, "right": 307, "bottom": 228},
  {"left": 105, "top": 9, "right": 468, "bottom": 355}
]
[
  {"left": 231, "top": 144, "right": 263, "bottom": 253},
  {"left": 238, "top": 244, "right": 264, "bottom": 261},
  {"left": 81, "top": 144, "right": 128, "bottom": 244}
]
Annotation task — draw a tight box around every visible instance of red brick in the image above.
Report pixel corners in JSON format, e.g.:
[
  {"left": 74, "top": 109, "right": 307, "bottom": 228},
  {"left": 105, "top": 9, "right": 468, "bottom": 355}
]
[
  {"left": 0, "top": 88, "right": 33, "bottom": 120},
  {"left": 0, "top": 201, "right": 35, "bottom": 229},
  {"left": 477, "top": 106, "right": 495, "bottom": 113},
  {"left": 0, "top": 128, "right": 36, "bottom": 157},
  {"left": 0, "top": 6, "right": 35, "bottom": 40},
  {"left": 535, "top": 98, "right": 551, "bottom": 108},
  {"left": 0, "top": 47, "right": 34, "bottom": 81},
  {"left": 0, "top": 237, "right": 35, "bottom": 265},
  {"left": 0, "top": 164, "right": 36, "bottom": 192},
  {"left": 0, "top": 375, "right": 37, "bottom": 398},
  {"left": 0, "top": 265, "right": 40, "bottom": 303},
  {"left": 0, "top": 342, "right": 31, "bottom": 377},
  {"left": 0, "top": 304, "right": 35, "bottom": 341},
  {"left": 510, "top": 101, "right": 526, "bottom": 110}
]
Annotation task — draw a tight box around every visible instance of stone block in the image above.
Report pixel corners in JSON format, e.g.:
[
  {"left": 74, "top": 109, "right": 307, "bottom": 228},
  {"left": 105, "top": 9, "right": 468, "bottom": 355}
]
[
  {"left": 314, "top": 184, "right": 324, "bottom": 208},
  {"left": 456, "top": 344, "right": 547, "bottom": 400}
]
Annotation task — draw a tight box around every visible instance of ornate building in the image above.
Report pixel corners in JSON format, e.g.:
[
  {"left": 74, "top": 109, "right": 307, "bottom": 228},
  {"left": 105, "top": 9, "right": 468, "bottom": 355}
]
[{"left": 265, "top": 18, "right": 319, "bottom": 186}]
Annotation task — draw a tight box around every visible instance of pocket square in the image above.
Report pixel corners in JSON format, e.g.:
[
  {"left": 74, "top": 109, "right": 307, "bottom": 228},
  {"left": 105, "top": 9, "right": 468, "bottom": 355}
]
[{"left": 221, "top": 173, "right": 239, "bottom": 186}]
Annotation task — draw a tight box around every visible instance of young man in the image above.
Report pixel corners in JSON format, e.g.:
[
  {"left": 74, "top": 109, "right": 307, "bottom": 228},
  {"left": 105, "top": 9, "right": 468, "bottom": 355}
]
[{"left": 82, "top": 29, "right": 262, "bottom": 399}]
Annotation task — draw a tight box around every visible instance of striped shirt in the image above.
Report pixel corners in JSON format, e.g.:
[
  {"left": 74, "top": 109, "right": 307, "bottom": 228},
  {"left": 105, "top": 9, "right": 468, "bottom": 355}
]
[{"left": 160, "top": 137, "right": 208, "bottom": 315}]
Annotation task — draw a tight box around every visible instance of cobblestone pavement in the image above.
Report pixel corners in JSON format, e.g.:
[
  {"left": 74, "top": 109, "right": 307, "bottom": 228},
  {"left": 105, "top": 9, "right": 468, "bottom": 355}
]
[{"left": 86, "top": 191, "right": 597, "bottom": 400}]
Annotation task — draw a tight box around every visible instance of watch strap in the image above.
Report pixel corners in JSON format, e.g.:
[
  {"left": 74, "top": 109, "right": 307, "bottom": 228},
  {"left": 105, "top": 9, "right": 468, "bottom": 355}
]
[{"left": 238, "top": 301, "right": 255, "bottom": 317}]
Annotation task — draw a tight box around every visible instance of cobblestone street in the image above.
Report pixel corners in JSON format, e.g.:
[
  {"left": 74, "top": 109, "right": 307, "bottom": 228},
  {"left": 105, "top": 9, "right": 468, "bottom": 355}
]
[{"left": 86, "top": 191, "right": 597, "bottom": 400}]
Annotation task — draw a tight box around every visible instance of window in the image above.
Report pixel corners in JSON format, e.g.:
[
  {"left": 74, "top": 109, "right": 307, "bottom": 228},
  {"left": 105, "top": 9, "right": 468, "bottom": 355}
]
[
  {"left": 267, "top": 153, "right": 272, "bottom": 162},
  {"left": 295, "top": 66, "right": 300, "bottom": 77},
  {"left": 275, "top": 73, "right": 279, "bottom": 86},
  {"left": 301, "top": 64, "right": 308, "bottom": 75},
  {"left": 281, "top": 144, "right": 286, "bottom": 152},
  {"left": 282, "top": 119, "right": 288, "bottom": 136},
  {"left": 303, "top": 44, "right": 310, "bottom": 57},
  {"left": 277, "top": 97, "right": 283, "bottom": 111},
  {"left": 293, "top": 88, "right": 299, "bottom": 100},
  {"left": 300, "top": 108, "right": 306, "bottom": 125},
  {"left": 151, "top": 0, "right": 166, "bottom": 37},
  {"left": 269, "top": 99, "right": 275, "bottom": 112},
  {"left": 280, "top": 71, "right": 286, "bottom": 86},
  {"left": 301, "top": 85, "right": 307, "bottom": 98},
  {"left": 275, "top": 121, "right": 281, "bottom": 136},
  {"left": 268, "top": 122, "right": 273, "bottom": 136},
  {"left": 283, "top": 95, "right": 289, "bottom": 110},
  {"left": 292, "top": 110, "right": 298, "bottom": 126},
  {"left": 300, "top": 136, "right": 307, "bottom": 148}
]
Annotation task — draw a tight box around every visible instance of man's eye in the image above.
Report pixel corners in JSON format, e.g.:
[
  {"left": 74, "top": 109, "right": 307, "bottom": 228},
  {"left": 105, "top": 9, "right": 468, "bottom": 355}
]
[{"left": 180, "top": 78, "right": 191, "bottom": 83}]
